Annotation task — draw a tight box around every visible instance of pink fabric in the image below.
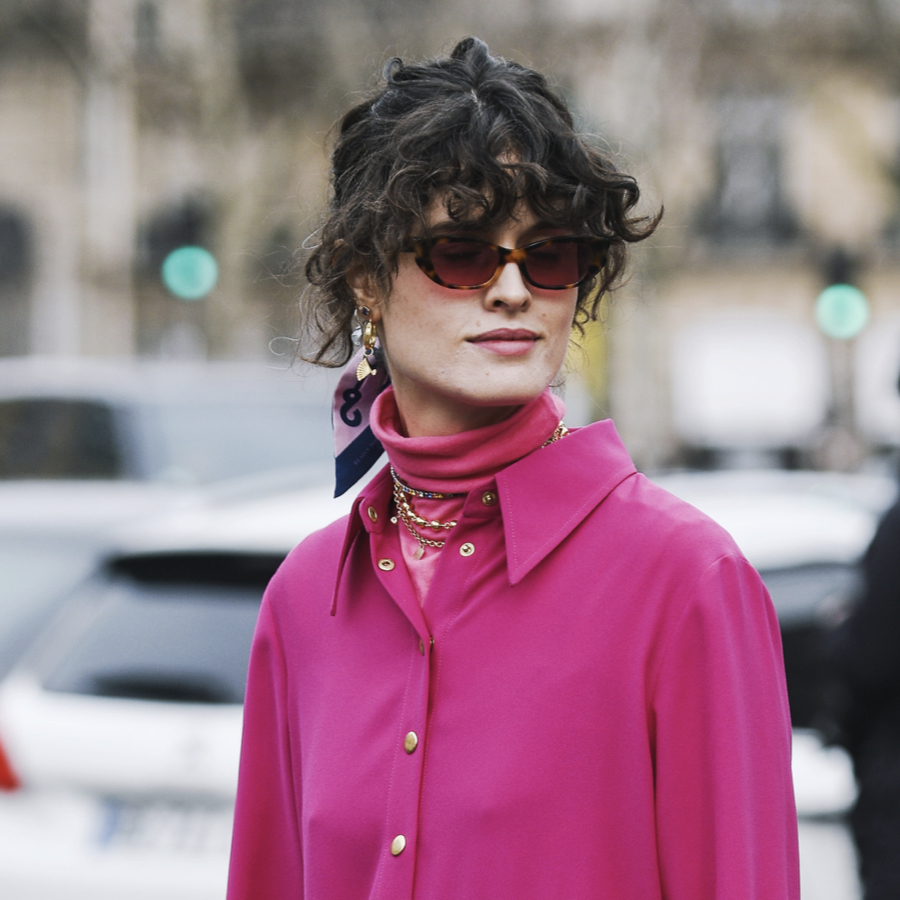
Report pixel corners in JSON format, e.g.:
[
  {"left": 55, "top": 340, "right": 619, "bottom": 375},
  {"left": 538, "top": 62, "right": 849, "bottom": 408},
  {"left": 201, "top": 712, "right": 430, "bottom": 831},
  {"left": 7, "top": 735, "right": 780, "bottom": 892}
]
[
  {"left": 392, "top": 492, "right": 460, "bottom": 608},
  {"left": 228, "top": 420, "right": 800, "bottom": 900},
  {"left": 371, "top": 386, "right": 566, "bottom": 607},
  {"left": 370, "top": 386, "right": 564, "bottom": 493}
]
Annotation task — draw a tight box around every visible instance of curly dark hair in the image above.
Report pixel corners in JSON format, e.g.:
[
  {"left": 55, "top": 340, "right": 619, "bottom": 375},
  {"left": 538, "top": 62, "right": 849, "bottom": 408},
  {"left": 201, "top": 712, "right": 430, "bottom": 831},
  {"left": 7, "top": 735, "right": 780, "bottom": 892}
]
[{"left": 302, "top": 36, "right": 660, "bottom": 366}]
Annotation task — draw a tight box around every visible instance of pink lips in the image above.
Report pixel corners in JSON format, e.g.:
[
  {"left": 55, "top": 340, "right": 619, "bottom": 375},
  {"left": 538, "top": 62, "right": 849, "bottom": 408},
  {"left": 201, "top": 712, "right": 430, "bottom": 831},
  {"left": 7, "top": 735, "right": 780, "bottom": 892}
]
[{"left": 468, "top": 329, "right": 539, "bottom": 357}]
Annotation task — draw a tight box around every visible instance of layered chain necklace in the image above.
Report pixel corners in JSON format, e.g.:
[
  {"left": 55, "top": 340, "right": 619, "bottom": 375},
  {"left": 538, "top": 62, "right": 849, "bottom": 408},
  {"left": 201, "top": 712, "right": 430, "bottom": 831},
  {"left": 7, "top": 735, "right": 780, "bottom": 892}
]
[
  {"left": 390, "top": 420, "right": 569, "bottom": 559},
  {"left": 390, "top": 470, "right": 464, "bottom": 559}
]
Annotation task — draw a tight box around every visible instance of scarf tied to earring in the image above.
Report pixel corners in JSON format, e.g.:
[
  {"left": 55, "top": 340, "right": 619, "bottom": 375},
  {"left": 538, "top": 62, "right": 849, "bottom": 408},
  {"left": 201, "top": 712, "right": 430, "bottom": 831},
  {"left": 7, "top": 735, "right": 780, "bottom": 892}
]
[{"left": 332, "top": 344, "right": 391, "bottom": 497}]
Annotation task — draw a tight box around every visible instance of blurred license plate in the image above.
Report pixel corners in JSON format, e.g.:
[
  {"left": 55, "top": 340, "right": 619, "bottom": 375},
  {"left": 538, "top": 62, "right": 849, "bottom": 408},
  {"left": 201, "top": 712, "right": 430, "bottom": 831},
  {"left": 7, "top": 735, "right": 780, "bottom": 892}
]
[{"left": 96, "top": 797, "right": 234, "bottom": 854}]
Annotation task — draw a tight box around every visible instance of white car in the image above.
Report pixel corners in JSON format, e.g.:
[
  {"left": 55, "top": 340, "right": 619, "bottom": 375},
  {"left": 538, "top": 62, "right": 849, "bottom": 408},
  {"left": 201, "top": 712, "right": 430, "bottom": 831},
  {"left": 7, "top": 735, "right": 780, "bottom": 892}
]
[
  {"left": 0, "top": 480, "right": 354, "bottom": 900},
  {"left": 0, "top": 355, "right": 337, "bottom": 540},
  {"left": 0, "top": 356, "right": 338, "bottom": 485},
  {"left": 0, "top": 467, "right": 891, "bottom": 897}
]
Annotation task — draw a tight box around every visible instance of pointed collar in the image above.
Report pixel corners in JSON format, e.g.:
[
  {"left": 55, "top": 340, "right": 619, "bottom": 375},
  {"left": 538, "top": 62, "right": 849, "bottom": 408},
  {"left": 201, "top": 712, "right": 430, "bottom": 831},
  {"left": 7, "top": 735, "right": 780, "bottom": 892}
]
[
  {"left": 496, "top": 419, "right": 636, "bottom": 584},
  {"left": 330, "top": 418, "right": 637, "bottom": 613}
]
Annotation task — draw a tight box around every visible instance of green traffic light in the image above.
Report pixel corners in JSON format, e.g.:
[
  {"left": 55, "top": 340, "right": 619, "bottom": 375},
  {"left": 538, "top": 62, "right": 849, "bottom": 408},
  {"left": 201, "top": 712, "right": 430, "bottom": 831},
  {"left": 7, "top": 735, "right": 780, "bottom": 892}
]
[
  {"left": 815, "top": 283, "right": 869, "bottom": 340},
  {"left": 161, "top": 246, "right": 218, "bottom": 300}
]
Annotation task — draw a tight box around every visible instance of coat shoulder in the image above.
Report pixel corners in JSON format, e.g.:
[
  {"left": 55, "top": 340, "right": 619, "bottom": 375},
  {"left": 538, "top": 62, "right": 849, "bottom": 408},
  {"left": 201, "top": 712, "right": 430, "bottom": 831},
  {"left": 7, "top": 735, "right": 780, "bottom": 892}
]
[
  {"left": 264, "top": 513, "right": 351, "bottom": 613},
  {"left": 606, "top": 471, "right": 747, "bottom": 569}
]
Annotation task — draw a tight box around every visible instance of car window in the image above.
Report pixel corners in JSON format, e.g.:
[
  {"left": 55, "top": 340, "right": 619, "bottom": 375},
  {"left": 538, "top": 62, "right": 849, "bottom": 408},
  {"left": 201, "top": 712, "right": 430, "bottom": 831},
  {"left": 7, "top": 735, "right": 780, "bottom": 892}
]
[
  {"left": 140, "top": 400, "right": 333, "bottom": 484},
  {"left": 0, "top": 399, "right": 122, "bottom": 479},
  {"left": 38, "top": 553, "right": 281, "bottom": 704},
  {"left": 0, "top": 394, "right": 334, "bottom": 485}
]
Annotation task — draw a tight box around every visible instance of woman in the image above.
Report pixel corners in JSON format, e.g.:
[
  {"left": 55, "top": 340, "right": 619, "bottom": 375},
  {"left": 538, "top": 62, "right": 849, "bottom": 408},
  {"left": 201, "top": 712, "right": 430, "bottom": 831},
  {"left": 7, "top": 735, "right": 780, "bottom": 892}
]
[{"left": 228, "top": 37, "right": 799, "bottom": 900}]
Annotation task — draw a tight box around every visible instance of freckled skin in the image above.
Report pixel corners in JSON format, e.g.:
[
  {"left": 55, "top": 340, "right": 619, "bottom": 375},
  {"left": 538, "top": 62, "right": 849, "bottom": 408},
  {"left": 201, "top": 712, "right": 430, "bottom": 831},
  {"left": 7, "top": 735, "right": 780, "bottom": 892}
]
[{"left": 355, "top": 204, "right": 578, "bottom": 438}]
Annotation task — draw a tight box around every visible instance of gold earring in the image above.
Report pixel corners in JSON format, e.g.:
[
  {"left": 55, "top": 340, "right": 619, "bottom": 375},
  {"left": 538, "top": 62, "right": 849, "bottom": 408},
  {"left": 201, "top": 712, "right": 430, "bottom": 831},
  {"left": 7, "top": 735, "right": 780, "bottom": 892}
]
[{"left": 356, "top": 318, "right": 378, "bottom": 381}]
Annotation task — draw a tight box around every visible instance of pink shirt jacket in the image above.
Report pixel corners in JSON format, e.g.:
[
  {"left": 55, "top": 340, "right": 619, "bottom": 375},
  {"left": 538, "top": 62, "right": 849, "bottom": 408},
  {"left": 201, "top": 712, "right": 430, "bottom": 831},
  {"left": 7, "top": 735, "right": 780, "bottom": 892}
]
[{"left": 227, "top": 420, "right": 800, "bottom": 900}]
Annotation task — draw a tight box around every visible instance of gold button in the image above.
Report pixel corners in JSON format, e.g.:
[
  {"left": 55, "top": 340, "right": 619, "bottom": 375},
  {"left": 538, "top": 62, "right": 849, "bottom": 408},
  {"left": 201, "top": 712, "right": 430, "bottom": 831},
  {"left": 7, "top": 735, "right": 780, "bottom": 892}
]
[
  {"left": 390, "top": 834, "right": 406, "bottom": 856},
  {"left": 367, "top": 506, "right": 378, "bottom": 523},
  {"left": 378, "top": 558, "right": 396, "bottom": 571},
  {"left": 418, "top": 639, "right": 425, "bottom": 655},
  {"left": 459, "top": 542, "right": 475, "bottom": 557},
  {"left": 481, "top": 490, "right": 498, "bottom": 506},
  {"left": 404, "top": 731, "right": 418, "bottom": 753}
]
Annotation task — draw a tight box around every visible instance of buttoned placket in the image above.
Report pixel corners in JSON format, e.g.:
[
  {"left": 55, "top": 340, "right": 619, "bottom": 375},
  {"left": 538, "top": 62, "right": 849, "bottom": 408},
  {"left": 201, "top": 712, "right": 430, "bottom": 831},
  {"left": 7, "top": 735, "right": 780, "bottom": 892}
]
[
  {"left": 355, "top": 480, "right": 504, "bottom": 899},
  {"left": 360, "top": 491, "right": 429, "bottom": 899}
]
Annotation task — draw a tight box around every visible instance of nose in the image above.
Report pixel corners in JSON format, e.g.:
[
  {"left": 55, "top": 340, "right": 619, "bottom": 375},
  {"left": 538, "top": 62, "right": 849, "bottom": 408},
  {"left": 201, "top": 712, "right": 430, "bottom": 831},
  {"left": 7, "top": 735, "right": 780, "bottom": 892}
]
[{"left": 483, "top": 261, "right": 531, "bottom": 311}]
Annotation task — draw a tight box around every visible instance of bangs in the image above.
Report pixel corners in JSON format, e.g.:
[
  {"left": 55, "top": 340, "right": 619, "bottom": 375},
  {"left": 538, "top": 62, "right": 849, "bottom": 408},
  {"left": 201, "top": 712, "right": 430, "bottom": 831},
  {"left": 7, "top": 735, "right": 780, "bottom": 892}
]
[
  {"left": 435, "top": 164, "right": 583, "bottom": 232},
  {"left": 384, "top": 97, "right": 614, "bottom": 240}
]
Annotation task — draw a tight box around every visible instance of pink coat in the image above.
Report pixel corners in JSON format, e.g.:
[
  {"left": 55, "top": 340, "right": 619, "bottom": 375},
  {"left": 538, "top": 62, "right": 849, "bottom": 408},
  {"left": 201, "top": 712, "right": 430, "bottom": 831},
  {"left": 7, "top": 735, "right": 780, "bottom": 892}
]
[{"left": 227, "top": 420, "right": 800, "bottom": 900}]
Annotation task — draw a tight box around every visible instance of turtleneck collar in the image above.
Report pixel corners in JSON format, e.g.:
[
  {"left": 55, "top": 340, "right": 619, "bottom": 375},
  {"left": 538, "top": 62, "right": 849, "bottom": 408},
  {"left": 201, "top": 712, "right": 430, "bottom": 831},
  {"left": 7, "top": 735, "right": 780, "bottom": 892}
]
[{"left": 370, "top": 387, "right": 565, "bottom": 495}]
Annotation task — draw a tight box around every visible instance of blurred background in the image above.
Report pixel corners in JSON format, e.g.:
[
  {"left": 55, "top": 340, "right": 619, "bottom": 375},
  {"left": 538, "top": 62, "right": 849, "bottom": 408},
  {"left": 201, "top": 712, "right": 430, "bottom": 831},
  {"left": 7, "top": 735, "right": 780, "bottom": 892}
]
[{"left": 2, "top": 1, "right": 900, "bottom": 898}]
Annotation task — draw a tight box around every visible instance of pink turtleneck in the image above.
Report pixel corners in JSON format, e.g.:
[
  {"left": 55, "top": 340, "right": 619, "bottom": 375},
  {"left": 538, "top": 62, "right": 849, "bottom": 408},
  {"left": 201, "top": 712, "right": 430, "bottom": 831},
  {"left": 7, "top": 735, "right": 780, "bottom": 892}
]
[{"left": 370, "top": 387, "right": 565, "bottom": 606}]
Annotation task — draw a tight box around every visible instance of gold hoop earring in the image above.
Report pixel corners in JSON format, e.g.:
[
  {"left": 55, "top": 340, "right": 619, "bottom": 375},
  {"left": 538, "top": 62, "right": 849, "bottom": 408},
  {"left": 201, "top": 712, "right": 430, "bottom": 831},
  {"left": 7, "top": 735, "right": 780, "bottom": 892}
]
[{"left": 356, "top": 318, "right": 378, "bottom": 381}]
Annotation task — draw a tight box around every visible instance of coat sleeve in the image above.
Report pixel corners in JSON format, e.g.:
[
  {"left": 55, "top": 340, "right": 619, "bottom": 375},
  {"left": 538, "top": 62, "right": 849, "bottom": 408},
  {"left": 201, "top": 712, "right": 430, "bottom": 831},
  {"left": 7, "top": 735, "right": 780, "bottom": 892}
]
[
  {"left": 827, "top": 499, "right": 900, "bottom": 754},
  {"left": 227, "top": 585, "right": 304, "bottom": 900},
  {"left": 651, "top": 552, "right": 800, "bottom": 900}
]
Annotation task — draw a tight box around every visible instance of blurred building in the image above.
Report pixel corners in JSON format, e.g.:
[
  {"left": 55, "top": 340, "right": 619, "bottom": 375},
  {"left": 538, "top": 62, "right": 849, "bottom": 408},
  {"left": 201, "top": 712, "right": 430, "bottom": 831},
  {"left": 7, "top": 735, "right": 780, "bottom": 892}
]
[{"left": 0, "top": 0, "right": 898, "bottom": 468}]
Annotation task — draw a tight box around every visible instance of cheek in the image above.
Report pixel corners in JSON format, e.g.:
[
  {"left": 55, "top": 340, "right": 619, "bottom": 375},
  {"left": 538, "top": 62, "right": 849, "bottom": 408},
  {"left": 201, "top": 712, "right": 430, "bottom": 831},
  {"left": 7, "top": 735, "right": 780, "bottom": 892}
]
[
  {"left": 543, "top": 297, "right": 578, "bottom": 349},
  {"left": 378, "top": 303, "right": 445, "bottom": 370}
]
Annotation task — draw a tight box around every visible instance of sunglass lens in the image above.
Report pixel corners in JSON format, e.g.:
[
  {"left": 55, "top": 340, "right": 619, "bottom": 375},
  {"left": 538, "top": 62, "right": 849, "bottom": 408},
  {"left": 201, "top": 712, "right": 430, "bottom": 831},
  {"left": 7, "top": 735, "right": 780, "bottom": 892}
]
[
  {"left": 524, "top": 239, "right": 586, "bottom": 288},
  {"left": 429, "top": 240, "right": 498, "bottom": 287}
]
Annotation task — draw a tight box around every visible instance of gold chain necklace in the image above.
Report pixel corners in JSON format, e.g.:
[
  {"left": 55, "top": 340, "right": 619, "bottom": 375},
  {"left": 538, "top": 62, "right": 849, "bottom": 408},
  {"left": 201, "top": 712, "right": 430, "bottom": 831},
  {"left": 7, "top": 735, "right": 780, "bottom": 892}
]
[
  {"left": 391, "top": 475, "right": 457, "bottom": 559},
  {"left": 390, "top": 421, "right": 568, "bottom": 559},
  {"left": 542, "top": 421, "right": 569, "bottom": 446}
]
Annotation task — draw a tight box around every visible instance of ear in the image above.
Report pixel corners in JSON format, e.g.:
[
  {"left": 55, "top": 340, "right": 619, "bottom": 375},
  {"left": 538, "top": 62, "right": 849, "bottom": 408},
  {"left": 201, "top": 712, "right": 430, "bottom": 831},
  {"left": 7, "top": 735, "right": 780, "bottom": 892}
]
[{"left": 347, "top": 264, "right": 384, "bottom": 321}]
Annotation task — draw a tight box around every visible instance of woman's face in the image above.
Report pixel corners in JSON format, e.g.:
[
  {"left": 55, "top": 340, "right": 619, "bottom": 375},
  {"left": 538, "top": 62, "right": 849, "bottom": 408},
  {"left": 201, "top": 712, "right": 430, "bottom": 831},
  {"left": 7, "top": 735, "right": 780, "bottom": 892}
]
[{"left": 358, "top": 202, "right": 579, "bottom": 437}]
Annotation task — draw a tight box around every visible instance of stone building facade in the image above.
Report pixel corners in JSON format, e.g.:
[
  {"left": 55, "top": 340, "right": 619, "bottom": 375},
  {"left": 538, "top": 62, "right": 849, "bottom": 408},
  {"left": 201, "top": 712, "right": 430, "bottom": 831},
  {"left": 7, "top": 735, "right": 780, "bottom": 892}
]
[{"left": 1, "top": 0, "right": 898, "bottom": 467}]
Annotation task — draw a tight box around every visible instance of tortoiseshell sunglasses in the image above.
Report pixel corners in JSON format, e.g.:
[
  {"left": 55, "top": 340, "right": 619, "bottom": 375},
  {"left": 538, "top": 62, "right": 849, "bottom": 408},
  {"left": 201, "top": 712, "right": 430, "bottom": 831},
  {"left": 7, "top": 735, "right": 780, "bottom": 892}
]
[{"left": 405, "top": 235, "right": 607, "bottom": 291}]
